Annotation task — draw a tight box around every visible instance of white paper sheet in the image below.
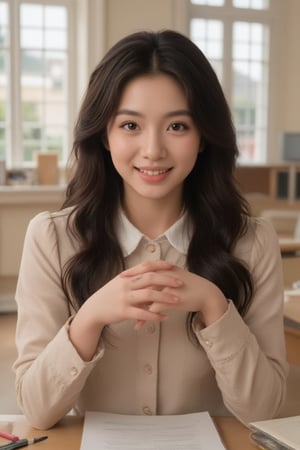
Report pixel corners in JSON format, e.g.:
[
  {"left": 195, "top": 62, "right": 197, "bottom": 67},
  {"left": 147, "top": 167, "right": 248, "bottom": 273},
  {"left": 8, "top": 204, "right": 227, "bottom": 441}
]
[{"left": 79, "top": 411, "right": 226, "bottom": 450}]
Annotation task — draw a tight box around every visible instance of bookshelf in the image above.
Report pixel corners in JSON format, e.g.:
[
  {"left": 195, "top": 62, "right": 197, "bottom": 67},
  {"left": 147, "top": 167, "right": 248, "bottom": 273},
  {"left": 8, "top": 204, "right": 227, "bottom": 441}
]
[{"left": 235, "top": 164, "right": 300, "bottom": 201}]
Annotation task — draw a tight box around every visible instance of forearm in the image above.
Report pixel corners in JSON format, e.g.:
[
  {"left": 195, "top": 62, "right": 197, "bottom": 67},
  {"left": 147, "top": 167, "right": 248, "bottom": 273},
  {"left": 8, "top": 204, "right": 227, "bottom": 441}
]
[
  {"left": 69, "top": 297, "right": 106, "bottom": 362},
  {"left": 194, "top": 302, "right": 288, "bottom": 424},
  {"left": 200, "top": 282, "right": 229, "bottom": 327},
  {"left": 14, "top": 323, "right": 103, "bottom": 429}
]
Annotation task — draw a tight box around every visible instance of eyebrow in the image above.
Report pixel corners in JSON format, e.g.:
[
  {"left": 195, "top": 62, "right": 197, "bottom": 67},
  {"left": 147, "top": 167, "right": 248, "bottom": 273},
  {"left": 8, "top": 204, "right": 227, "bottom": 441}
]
[{"left": 115, "top": 109, "right": 192, "bottom": 118}]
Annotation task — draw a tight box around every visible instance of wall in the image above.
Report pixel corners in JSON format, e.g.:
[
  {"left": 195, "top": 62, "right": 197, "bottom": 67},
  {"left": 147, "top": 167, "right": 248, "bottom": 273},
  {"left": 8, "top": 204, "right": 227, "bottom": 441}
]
[{"left": 105, "top": 0, "right": 176, "bottom": 47}]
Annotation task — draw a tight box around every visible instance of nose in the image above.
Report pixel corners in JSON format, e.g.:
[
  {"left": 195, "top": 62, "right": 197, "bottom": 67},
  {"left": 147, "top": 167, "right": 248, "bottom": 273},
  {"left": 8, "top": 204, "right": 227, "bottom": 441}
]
[{"left": 142, "top": 130, "right": 166, "bottom": 160}]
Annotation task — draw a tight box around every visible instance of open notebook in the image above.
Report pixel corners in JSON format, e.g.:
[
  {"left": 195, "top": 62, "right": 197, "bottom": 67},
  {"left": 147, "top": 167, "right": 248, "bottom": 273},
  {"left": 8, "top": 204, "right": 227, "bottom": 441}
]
[{"left": 250, "top": 416, "right": 300, "bottom": 450}]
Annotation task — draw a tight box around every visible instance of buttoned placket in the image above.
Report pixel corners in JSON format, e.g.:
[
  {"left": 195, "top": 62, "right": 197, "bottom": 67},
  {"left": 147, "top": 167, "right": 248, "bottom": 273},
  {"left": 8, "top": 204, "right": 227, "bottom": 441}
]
[{"left": 136, "top": 239, "right": 161, "bottom": 416}]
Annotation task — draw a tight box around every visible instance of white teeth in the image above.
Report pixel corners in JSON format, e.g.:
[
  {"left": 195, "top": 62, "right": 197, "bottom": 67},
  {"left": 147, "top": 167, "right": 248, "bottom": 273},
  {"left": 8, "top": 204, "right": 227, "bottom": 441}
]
[{"left": 139, "top": 169, "right": 168, "bottom": 176}]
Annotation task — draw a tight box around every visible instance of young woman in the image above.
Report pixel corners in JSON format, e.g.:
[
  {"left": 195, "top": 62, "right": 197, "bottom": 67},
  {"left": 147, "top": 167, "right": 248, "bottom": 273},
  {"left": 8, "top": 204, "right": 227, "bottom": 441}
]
[{"left": 13, "top": 30, "right": 288, "bottom": 430}]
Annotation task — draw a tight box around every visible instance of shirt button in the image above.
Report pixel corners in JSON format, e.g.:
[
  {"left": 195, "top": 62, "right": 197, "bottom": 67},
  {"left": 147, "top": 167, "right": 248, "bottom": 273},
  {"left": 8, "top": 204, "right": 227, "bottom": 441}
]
[
  {"left": 146, "top": 243, "right": 156, "bottom": 253},
  {"left": 147, "top": 324, "right": 156, "bottom": 334},
  {"left": 143, "top": 406, "right": 153, "bottom": 415},
  {"left": 70, "top": 367, "right": 78, "bottom": 376},
  {"left": 144, "top": 364, "right": 153, "bottom": 375}
]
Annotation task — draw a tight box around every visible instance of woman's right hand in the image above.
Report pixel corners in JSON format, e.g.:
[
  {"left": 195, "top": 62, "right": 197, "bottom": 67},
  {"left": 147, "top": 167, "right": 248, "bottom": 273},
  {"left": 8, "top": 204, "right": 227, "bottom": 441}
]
[
  {"left": 69, "top": 260, "right": 182, "bottom": 361},
  {"left": 88, "top": 260, "right": 183, "bottom": 326}
]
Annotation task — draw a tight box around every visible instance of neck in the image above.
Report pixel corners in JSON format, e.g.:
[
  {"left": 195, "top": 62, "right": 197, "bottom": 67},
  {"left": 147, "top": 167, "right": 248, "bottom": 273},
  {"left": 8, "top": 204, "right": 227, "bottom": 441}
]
[{"left": 123, "top": 198, "right": 183, "bottom": 239}]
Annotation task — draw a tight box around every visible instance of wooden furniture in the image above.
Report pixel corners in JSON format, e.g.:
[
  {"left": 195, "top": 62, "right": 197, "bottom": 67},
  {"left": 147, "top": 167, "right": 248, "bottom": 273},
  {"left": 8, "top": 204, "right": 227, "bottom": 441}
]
[
  {"left": 279, "top": 238, "right": 300, "bottom": 254},
  {"left": 284, "top": 292, "right": 300, "bottom": 366},
  {"left": 0, "top": 415, "right": 256, "bottom": 450},
  {"left": 285, "top": 325, "right": 300, "bottom": 366},
  {"left": 235, "top": 164, "right": 300, "bottom": 200}
]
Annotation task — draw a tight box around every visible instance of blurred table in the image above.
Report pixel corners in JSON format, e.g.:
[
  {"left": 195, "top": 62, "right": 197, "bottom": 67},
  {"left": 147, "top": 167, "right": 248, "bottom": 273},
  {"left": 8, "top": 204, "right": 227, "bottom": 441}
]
[{"left": 279, "top": 238, "right": 300, "bottom": 255}]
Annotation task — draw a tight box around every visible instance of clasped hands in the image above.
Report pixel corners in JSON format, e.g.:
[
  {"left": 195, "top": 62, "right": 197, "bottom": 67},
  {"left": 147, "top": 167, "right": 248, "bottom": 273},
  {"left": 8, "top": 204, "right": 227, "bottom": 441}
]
[{"left": 118, "top": 260, "right": 227, "bottom": 330}]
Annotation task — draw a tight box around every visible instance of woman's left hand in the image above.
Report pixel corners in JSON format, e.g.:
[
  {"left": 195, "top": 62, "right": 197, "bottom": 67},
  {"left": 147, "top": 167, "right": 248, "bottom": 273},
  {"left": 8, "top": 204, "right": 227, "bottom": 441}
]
[{"left": 121, "top": 262, "right": 228, "bottom": 329}]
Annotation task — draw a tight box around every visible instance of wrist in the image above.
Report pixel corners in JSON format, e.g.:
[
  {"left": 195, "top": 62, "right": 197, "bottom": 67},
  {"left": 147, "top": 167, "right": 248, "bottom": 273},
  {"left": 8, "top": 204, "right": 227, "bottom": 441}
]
[{"left": 201, "top": 290, "right": 228, "bottom": 327}]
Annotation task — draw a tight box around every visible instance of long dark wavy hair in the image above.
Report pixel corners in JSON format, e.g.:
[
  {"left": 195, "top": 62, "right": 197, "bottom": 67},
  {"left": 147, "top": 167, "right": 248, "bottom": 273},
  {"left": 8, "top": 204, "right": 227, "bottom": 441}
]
[{"left": 62, "top": 29, "right": 253, "bottom": 339}]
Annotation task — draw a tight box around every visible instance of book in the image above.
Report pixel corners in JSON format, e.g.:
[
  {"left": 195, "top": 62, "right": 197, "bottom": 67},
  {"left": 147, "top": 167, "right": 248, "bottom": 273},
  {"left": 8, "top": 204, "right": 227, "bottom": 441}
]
[
  {"left": 250, "top": 416, "right": 300, "bottom": 450},
  {"left": 79, "top": 411, "right": 226, "bottom": 449}
]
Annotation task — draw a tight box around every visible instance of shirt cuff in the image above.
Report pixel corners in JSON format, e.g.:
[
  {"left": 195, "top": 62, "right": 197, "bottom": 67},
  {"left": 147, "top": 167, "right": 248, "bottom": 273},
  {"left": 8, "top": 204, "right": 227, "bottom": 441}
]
[{"left": 192, "top": 301, "right": 251, "bottom": 364}]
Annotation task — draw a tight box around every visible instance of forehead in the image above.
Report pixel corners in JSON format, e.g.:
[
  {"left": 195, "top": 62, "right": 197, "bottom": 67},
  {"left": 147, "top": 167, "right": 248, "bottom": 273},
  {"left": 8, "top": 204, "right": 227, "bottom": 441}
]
[{"left": 117, "top": 74, "right": 188, "bottom": 110}]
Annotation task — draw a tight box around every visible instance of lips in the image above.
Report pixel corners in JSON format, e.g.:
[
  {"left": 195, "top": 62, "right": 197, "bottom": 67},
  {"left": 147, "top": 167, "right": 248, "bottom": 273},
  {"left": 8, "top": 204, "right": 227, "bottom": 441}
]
[{"left": 136, "top": 167, "right": 171, "bottom": 176}]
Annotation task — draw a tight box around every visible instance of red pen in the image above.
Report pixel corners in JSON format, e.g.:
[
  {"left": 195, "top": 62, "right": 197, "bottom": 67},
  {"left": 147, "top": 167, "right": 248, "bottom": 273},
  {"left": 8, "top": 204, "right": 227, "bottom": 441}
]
[{"left": 0, "top": 432, "right": 19, "bottom": 442}]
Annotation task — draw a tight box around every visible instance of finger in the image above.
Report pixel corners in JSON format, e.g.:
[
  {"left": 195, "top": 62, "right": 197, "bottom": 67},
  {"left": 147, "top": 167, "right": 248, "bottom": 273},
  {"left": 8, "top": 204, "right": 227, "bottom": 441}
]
[
  {"left": 129, "top": 288, "right": 179, "bottom": 306},
  {"left": 148, "top": 301, "right": 177, "bottom": 314},
  {"left": 129, "top": 306, "right": 168, "bottom": 323},
  {"left": 129, "top": 272, "right": 183, "bottom": 290},
  {"left": 121, "top": 260, "right": 174, "bottom": 277}
]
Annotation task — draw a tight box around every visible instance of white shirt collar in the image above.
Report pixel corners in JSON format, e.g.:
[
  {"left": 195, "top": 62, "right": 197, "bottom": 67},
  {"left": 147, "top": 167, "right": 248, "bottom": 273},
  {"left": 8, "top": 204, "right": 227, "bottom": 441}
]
[{"left": 116, "top": 209, "right": 192, "bottom": 256}]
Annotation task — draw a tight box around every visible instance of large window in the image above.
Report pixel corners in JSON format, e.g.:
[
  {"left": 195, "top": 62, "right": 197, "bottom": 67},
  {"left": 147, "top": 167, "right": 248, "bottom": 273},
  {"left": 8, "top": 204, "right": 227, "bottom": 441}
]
[
  {"left": 0, "top": 0, "right": 74, "bottom": 168},
  {"left": 189, "top": 0, "right": 272, "bottom": 163}
]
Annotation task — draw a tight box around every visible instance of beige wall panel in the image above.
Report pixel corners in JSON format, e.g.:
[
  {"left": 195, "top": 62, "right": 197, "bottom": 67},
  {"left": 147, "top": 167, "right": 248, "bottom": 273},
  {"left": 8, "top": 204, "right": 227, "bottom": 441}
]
[{"left": 106, "top": 0, "right": 174, "bottom": 47}]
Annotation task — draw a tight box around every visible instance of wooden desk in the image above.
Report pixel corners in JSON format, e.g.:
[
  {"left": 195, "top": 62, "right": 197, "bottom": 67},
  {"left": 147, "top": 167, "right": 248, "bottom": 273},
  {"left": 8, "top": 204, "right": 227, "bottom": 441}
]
[
  {"left": 0, "top": 415, "right": 256, "bottom": 450},
  {"left": 279, "top": 237, "right": 300, "bottom": 254}
]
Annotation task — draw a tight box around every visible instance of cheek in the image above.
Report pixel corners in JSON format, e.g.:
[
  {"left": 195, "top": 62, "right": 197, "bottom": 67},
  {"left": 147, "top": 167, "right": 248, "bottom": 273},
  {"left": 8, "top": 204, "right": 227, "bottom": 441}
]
[
  {"left": 176, "top": 137, "right": 200, "bottom": 168},
  {"left": 108, "top": 135, "right": 130, "bottom": 158}
]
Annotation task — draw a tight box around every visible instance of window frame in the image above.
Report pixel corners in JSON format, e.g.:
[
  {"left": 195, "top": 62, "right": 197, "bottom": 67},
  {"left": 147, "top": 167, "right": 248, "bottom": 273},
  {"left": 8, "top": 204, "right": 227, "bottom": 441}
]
[
  {"left": 174, "top": 0, "right": 281, "bottom": 165},
  {"left": 3, "top": 0, "right": 77, "bottom": 168}
]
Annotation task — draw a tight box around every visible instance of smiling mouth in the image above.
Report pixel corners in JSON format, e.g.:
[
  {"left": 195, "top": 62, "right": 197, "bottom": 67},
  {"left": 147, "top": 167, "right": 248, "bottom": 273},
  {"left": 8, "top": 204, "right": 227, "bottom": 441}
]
[{"left": 136, "top": 168, "right": 171, "bottom": 176}]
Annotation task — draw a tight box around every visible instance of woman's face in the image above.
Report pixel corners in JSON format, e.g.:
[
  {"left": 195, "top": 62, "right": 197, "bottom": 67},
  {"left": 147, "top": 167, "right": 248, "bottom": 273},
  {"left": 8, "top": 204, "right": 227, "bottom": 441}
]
[{"left": 107, "top": 74, "right": 201, "bottom": 211}]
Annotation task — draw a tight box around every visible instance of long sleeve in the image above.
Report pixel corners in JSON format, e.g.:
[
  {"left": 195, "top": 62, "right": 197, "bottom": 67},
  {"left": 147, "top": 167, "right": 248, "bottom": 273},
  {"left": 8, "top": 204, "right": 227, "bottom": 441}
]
[
  {"left": 13, "top": 211, "right": 289, "bottom": 430},
  {"left": 192, "top": 218, "right": 289, "bottom": 425},
  {"left": 13, "top": 211, "right": 104, "bottom": 429}
]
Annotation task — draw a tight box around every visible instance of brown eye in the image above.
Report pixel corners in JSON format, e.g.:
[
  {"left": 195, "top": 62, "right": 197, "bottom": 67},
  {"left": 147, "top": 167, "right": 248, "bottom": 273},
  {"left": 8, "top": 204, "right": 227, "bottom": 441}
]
[
  {"left": 123, "top": 122, "right": 138, "bottom": 131},
  {"left": 168, "top": 122, "right": 187, "bottom": 131}
]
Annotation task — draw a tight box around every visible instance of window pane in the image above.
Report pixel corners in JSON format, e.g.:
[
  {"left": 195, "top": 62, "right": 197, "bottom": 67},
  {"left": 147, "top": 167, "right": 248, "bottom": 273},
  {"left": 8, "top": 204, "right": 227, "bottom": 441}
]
[
  {"left": 45, "top": 51, "right": 67, "bottom": 97},
  {"left": 45, "top": 126, "right": 65, "bottom": 157},
  {"left": 45, "top": 6, "right": 67, "bottom": 28},
  {"left": 22, "top": 102, "right": 42, "bottom": 122},
  {"left": 0, "top": 1, "right": 9, "bottom": 47},
  {"left": 233, "top": 0, "right": 269, "bottom": 9},
  {"left": 21, "top": 29, "right": 43, "bottom": 49},
  {"left": 19, "top": 3, "right": 69, "bottom": 164},
  {"left": 45, "top": 103, "right": 66, "bottom": 125},
  {"left": 0, "top": 3, "right": 8, "bottom": 25},
  {"left": 21, "top": 51, "right": 44, "bottom": 102},
  {"left": 0, "top": 1, "right": 8, "bottom": 161},
  {"left": 191, "top": 0, "right": 224, "bottom": 5},
  {"left": 233, "top": 22, "right": 269, "bottom": 162},
  {"left": 45, "top": 30, "right": 67, "bottom": 50},
  {"left": 190, "top": 18, "right": 223, "bottom": 80},
  {"left": 20, "top": 4, "right": 43, "bottom": 27}
]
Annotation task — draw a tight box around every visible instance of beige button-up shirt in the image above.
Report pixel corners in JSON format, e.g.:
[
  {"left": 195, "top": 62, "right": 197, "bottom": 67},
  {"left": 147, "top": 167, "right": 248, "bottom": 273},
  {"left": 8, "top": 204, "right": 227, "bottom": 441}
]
[{"left": 13, "top": 208, "right": 288, "bottom": 429}]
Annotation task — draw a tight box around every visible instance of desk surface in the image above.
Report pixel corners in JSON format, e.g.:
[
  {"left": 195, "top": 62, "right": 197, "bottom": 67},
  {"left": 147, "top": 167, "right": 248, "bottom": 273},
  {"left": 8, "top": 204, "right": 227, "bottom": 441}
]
[
  {"left": 0, "top": 415, "right": 257, "bottom": 450},
  {"left": 279, "top": 237, "right": 300, "bottom": 254}
]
